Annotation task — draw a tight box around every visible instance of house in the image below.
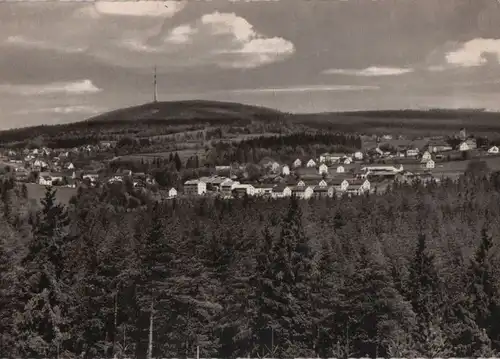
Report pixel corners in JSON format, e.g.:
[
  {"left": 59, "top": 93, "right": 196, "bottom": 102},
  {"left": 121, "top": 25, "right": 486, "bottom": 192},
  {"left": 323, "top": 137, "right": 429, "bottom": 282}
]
[
  {"left": 342, "top": 157, "right": 353, "bottom": 165},
  {"left": 459, "top": 138, "right": 477, "bottom": 151},
  {"left": 361, "top": 165, "right": 403, "bottom": 174},
  {"left": 406, "top": 148, "right": 419, "bottom": 157},
  {"left": 268, "top": 162, "right": 280, "bottom": 172},
  {"left": 232, "top": 184, "right": 256, "bottom": 197},
  {"left": 466, "top": 138, "right": 477, "bottom": 150},
  {"left": 38, "top": 175, "right": 53, "bottom": 186},
  {"left": 350, "top": 178, "right": 371, "bottom": 193},
  {"left": 336, "top": 166, "right": 345, "bottom": 173},
  {"left": 290, "top": 186, "right": 314, "bottom": 199},
  {"left": 253, "top": 184, "right": 274, "bottom": 196},
  {"left": 319, "top": 153, "right": 345, "bottom": 164},
  {"left": 421, "top": 151, "right": 432, "bottom": 161},
  {"left": 167, "top": 188, "right": 178, "bottom": 198},
  {"left": 33, "top": 159, "right": 48, "bottom": 170},
  {"left": 330, "top": 179, "right": 349, "bottom": 192},
  {"left": 282, "top": 165, "right": 290, "bottom": 176},
  {"left": 271, "top": 184, "right": 292, "bottom": 198},
  {"left": 108, "top": 176, "right": 123, "bottom": 184},
  {"left": 199, "top": 176, "right": 228, "bottom": 191},
  {"left": 184, "top": 180, "right": 207, "bottom": 196},
  {"left": 318, "top": 164, "right": 328, "bottom": 175},
  {"left": 220, "top": 179, "right": 239, "bottom": 197},
  {"left": 293, "top": 158, "right": 302, "bottom": 168},
  {"left": 313, "top": 185, "right": 334, "bottom": 198},
  {"left": 65, "top": 178, "right": 77, "bottom": 188},
  {"left": 83, "top": 172, "right": 99, "bottom": 183},
  {"left": 38, "top": 172, "right": 64, "bottom": 186},
  {"left": 458, "top": 141, "right": 470, "bottom": 151},
  {"left": 353, "top": 151, "right": 364, "bottom": 160},
  {"left": 427, "top": 141, "right": 453, "bottom": 153},
  {"left": 488, "top": 146, "right": 499, "bottom": 154},
  {"left": 306, "top": 159, "right": 316, "bottom": 168},
  {"left": 421, "top": 159, "right": 435, "bottom": 169},
  {"left": 318, "top": 179, "right": 328, "bottom": 187}
]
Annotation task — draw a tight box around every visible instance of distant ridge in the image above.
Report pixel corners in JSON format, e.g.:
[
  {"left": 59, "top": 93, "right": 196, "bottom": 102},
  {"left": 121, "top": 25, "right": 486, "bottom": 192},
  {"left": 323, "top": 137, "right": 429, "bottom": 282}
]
[{"left": 84, "top": 100, "right": 283, "bottom": 123}]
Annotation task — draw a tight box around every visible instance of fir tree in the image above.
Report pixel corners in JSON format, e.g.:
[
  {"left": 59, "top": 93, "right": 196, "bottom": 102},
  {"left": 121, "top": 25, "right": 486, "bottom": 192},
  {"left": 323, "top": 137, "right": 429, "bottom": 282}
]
[{"left": 15, "top": 186, "right": 72, "bottom": 357}]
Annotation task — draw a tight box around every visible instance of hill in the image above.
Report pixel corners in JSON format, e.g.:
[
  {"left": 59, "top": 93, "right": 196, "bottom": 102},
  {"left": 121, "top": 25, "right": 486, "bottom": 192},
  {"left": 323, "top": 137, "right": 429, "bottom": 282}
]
[
  {"left": 86, "top": 100, "right": 285, "bottom": 124},
  {"left": 2, "top": 101, "right": 500, "bottom": 148},
  {"left": 0, "top": 100, "right": 289, "bottom": 146}
]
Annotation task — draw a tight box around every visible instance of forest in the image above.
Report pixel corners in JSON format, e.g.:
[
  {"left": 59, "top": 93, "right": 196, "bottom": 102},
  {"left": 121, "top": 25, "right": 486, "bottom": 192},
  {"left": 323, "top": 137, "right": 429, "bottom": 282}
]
[{"left": 2, "top": 164, "right": 500, "bottom": 358}]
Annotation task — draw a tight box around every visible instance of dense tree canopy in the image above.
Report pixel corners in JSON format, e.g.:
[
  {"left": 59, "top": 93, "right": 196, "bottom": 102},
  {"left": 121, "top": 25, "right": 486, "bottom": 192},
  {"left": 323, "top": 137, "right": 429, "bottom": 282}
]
[{"left": 1, "top": 172, "right": 500, "bottom": 358}]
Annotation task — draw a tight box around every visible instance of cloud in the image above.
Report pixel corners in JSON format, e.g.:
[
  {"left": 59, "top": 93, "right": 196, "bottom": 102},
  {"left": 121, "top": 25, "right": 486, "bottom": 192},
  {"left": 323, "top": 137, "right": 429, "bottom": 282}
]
[
  {"left": 222, "top": 84, "right": 379, "bottom": 94},
  {"left": 5, "top": 35, "right": 86, "bottom": 53},
  {"left": 15, "top": 105, "right": 102, "bottom": 115},
  {"left": 124, "top": 11, "right": 295, "bottom": 69},
  {"left": 444, "top": 38, "right": 500, "bottom": 68},
  {"left": 93, "top": 1, "right": 186, "bottom": 17},
  {"left": 323, "top": 66, "right": 414, "bottom": 76},
  {"left": 0, "top": 80, "right": 102, "bottom": 96}
]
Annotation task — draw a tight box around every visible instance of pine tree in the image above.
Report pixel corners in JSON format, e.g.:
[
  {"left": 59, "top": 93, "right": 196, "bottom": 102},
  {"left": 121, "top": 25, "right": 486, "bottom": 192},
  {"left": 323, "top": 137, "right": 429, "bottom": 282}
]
[
  {"left": 406, "top": 233, "right": 444, "bottom": 350},
  {"left": 15, "top": 186, "right": 72, "bottom": 357}
]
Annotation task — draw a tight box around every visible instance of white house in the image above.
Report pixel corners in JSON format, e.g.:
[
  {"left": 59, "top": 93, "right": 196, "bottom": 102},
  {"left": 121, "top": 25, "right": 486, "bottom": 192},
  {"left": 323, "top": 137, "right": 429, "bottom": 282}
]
[
  {"left": 291, "top": 186, "right": 314, "bottom": 200},
  {"left": 271, "top": 185, "right": 292, "bottom": 198},
  {"left": 488, "top": 146, "right": 499, "bottom": 154},
  {"left": 421, "top": 159, "right": 435, "bottom": 169},
  {"left": 318, "top": 164, "right": 328, "bottom": 175},
  {"left": 330, "top": 179, "right": 350, "bottom": 192},
  {"left": 220, "top": 179, "right": 239, "bottom": 197},
  {"left": 83, "top": 173, "right": 99, "bottom": 183},
  {"left": 168, "top": 188, "right": 177, "bottom": 198},
  {"left": 38, "top": 175, "right": 53, "bottom": 186},
  {"left": 306, "top": 159, "right": 316, "bottom": 167},
  {"left": 421, "top": 151, "right": 432, "bottom": 161},
  {"left": 293, "top": 158, "right": 302, "bottom": 168},
  {"left": 406, "top": 148, "right": 419, "bottom": 157},
  {"left": 184, "top": 180, "right": 207, "bottom": 196},
  {"left": 318, "top": 179, "right": 328, "bottom": 187},
  {"left": 253, "top": 184, "right": 274, "bottom": 196},
  {"left": 38, "top": 173, "right": 64, "bottom": 186},
  {"left": 342, "top": 157, "right": 353, "bottom": 165},
  {"left": 336, "top": 166, "right": 345, "bottom": 173},
  {"left": 233, "top": 184, "right": 256, "bottom": 197},
  {"left": 353, "top": 151, "right": 363, "bottom": 160},
  {"left": 282, "top": 165, "right": 290, "bottom": 176},
  {"left": 361, "top": 165, "right": 403, "bottom": 173},
  {"left": 459, "top": 142, "right": 470, "bottom": 151}
]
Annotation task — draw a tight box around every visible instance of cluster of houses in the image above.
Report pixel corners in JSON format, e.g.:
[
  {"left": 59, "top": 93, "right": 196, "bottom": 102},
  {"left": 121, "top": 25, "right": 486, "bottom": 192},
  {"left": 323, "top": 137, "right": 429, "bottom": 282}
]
[
  {"left": 0, "top": 142, "right": 160, "bottom": 189},
  {"left": 35, "top": 169, "right": 156, "bottom": 188},
  {"left": 177, "top": 176, "right": 371, "bottom": 200}
]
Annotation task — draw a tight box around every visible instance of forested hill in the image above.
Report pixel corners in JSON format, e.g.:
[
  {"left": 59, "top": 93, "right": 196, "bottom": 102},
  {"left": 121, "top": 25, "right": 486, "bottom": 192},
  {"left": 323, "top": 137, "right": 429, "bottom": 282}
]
[{"left": 0, "top": 100, "right": 289, "bottom": 145}]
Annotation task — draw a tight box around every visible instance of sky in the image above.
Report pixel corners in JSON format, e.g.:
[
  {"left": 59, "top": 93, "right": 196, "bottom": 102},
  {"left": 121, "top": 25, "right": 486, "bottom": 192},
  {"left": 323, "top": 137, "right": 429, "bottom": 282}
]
[{"left": 2, "top": 0, "right": 500, "bottom": 129}]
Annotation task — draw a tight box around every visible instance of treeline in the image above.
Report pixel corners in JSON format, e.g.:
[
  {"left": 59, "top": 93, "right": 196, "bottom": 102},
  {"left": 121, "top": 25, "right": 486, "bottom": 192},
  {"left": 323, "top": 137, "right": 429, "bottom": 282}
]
[
  {"left": 2, "top": 165, "right": 500, "bottom": 357},
  {"left": 205, "top": 133, "right": 361, "bottom": 166}
]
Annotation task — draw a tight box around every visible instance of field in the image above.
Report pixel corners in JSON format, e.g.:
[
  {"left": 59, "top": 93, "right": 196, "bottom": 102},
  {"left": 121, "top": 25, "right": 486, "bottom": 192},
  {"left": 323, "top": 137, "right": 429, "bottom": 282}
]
[{"left": 25, "top": 183, "right": 77, "bottom": 207}]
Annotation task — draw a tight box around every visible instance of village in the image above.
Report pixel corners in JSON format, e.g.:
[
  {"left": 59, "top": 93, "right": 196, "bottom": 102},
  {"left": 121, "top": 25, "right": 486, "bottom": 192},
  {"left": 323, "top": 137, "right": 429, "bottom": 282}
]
[{"left": 0, "top": 127, "right": 497, "bottom": 201}]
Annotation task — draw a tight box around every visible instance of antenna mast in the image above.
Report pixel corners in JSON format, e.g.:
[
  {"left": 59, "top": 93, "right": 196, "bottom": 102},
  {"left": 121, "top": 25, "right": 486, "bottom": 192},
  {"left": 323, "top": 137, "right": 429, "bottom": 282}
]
[{"left": 153, "top": 66, "right": 158, "bottom": 103}]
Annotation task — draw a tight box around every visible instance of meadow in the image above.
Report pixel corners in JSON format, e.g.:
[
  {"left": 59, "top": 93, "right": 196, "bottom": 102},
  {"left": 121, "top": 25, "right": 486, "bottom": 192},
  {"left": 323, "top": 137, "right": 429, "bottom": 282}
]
[{"left": 25, "top": 183, "right": 77, "bottom": 206}]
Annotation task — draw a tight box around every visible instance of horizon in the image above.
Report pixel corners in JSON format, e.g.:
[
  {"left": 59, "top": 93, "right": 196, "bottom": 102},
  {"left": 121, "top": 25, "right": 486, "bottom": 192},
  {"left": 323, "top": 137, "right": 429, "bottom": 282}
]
[{"left": 2, "top": 0, "right": 500, "bottom": 129}]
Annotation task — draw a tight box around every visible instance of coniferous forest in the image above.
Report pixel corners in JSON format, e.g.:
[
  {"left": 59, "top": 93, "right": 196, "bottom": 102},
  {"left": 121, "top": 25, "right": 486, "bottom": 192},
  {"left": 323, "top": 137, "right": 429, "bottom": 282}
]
[{"left": 3, "top": 169, "right": 500, "bottom": 358}]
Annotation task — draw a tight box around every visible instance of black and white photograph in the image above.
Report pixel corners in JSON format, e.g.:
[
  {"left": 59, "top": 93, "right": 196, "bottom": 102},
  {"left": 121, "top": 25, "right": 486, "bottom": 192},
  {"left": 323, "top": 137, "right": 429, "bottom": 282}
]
[{"left": 2, "top": 0, "right": 500, "bottom": 358}]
